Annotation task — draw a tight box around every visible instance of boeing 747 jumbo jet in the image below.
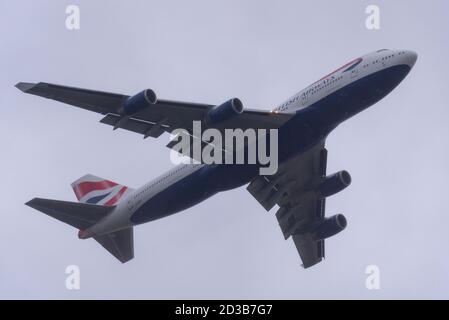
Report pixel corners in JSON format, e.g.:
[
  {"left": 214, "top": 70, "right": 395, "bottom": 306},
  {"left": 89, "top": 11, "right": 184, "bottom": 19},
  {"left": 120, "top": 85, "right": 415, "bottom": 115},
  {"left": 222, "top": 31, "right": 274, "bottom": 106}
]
[{"left": 17, "top": 49, "right": 417, "bottom": 268}]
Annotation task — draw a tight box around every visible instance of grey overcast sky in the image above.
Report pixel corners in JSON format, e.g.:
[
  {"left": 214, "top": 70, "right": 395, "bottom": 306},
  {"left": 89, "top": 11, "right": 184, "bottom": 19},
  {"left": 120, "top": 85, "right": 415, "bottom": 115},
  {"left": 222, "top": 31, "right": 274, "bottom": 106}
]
[{"left": 1, "top": 0, "right": 448, "bottom": 299}]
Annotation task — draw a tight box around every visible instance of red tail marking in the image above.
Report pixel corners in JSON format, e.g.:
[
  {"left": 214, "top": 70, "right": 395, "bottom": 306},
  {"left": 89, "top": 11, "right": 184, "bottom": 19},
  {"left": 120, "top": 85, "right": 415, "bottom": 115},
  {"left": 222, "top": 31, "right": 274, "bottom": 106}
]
[
  {"left": 104, "top": 186, "right": 128, "bottom": 206},
  {"left": 73, "top": 180, "right": 118, "bottom": 200}
]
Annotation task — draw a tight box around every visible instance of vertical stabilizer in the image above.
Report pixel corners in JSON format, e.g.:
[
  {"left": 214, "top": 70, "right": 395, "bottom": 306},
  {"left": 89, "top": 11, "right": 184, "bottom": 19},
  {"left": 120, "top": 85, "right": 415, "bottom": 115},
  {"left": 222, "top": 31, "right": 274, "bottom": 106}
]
[{"left": 71, "top": 174, "right": 132, "bottom": 206}]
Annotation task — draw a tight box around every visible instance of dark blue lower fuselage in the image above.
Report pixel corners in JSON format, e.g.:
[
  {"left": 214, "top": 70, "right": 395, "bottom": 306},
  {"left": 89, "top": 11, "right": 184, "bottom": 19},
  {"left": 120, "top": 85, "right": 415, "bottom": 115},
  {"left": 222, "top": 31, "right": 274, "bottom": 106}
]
[{"left": 130, "top": 64, "right": 411, "bottom": 225}]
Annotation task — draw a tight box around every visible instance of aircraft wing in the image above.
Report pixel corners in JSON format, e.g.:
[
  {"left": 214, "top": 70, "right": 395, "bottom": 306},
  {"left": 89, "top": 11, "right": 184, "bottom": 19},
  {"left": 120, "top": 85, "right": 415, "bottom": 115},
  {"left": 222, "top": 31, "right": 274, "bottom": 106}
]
[
  {"left": 247, "top": 142, "right": 330, "bottom": 268},
  {"left": 16, "top": 82, "right": 292, "bottom": 142}
]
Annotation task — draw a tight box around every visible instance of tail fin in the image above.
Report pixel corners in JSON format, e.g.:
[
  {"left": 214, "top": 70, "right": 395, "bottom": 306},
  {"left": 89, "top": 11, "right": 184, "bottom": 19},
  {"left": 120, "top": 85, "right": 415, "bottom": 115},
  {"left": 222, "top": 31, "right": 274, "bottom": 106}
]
[
  {"left": 26, "top": 198, "right": 134, "bottom": 263},
  {"left": 71, "top": 174, "right": 132, "bottom": 206}
]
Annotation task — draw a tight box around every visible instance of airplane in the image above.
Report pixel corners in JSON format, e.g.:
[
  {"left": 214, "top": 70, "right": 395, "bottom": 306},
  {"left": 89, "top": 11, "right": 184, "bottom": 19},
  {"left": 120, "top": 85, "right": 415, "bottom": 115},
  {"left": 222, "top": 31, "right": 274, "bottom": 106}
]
[{"left": 17, "top": 49, "right": 417, "bottom": 268}]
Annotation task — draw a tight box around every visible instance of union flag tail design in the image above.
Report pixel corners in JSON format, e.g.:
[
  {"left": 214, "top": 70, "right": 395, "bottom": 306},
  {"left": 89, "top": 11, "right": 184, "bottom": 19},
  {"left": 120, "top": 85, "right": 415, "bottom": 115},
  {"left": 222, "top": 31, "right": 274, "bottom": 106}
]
[{"left": 71, "top": 174, "right": 132, "bottom": 206}]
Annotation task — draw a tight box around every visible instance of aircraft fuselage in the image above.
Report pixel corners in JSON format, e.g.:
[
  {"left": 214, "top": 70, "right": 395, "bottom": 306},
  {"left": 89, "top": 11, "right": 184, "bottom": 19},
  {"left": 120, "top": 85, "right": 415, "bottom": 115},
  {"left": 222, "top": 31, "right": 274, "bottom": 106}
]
[{"left": 85, "top": 49, "right": 418, "bottom": 237}]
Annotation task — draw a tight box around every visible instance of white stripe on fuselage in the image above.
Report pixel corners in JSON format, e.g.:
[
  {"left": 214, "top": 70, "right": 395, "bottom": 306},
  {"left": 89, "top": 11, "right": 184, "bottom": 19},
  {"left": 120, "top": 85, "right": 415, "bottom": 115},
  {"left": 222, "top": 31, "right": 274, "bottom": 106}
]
[{"left": 126, "top": 163, "right": 204, "bottom": 212}]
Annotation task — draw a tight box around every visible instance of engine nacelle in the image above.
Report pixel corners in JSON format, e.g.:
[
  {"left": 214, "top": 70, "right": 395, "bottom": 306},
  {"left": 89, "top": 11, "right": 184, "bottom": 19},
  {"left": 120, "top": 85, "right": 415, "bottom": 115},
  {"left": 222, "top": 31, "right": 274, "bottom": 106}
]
[
  {"left": 205, "top": 98, "right": 243, "bottom": 126},
  {"left": 319, "top": 170, "right": 351, "bottom": 198},
  {"left": 121, "top": 89, "right": 157, "bottom": 115},
  {"left": 313, "top": 214, "right": 347, "bottom": 240}
]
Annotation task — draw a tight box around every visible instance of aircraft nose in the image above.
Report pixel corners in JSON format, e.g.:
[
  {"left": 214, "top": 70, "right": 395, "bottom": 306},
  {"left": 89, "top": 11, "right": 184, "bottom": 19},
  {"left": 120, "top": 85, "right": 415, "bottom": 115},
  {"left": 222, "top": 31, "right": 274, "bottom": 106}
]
[{"left": 405, "top": 50, "right": 418, "bottom": 68}]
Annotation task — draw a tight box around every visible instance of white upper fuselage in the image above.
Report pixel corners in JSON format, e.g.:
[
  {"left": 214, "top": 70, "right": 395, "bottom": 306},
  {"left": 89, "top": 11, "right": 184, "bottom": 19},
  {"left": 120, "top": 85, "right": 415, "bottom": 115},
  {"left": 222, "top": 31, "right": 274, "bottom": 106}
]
[
  {"left": 273, "top": 49, "right": 417, "bottom": 114},
  {"left": 89, "top": 49, "right": 418, "bottom": 237}
]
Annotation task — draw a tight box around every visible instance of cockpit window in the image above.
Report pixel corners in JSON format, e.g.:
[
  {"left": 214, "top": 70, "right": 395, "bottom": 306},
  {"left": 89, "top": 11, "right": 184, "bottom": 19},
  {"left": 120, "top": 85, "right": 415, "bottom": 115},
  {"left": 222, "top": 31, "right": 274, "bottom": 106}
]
[{"left": 377, "top": 49, "right": 389, "bottom": 52}]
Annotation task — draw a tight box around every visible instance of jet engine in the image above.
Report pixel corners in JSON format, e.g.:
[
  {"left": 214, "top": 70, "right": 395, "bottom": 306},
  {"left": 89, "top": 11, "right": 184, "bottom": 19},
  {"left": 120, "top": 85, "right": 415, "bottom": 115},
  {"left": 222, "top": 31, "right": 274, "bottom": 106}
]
[
  {"left": 121, "top": 89, "right": 157, "bottom": 115},
  {"left": 319, "top": 170, "right": 352, "bottom": 198},
  {"left": 313, "top": 214, "right": 347, "bottom": 240},
  {"left": 205, "top": 98, "right": 243, "bottom": 126}
]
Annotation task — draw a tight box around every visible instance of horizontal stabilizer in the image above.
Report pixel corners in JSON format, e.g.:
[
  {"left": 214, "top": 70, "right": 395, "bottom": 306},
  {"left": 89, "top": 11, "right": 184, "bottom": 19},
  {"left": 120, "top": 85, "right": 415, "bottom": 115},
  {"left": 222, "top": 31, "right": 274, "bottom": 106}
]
[
  {"left": 26, "top": 198, "right": 114, "bottom": 230},
  {"left": 94, "top": 228, "right": 134, "bottom": 263},
  {"left": 26, "top": 198, "right": 133, "bottom": 263}
]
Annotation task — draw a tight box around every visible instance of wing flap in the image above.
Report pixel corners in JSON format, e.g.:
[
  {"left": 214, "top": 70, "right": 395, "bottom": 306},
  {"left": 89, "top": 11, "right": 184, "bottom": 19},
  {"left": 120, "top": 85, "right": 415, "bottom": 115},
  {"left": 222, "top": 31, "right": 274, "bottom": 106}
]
[{"left": 100, "top": 113, "right": 169, "bottom": 138}]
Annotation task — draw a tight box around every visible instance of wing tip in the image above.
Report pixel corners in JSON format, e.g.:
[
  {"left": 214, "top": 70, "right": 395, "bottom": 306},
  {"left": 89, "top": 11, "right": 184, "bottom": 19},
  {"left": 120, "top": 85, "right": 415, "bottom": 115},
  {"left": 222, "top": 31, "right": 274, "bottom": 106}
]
[
  {"left": 301, "top": 257, "right": 323, "bottom": 269},
  {"left": 15, "top": 82, "right": 37, "bottom": 93},
  {"left": 25, "top": 198, "right": 39, "bottom": 208},
  {"left": 119, "top": 255, "right": 135, "bottom": 264}
]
